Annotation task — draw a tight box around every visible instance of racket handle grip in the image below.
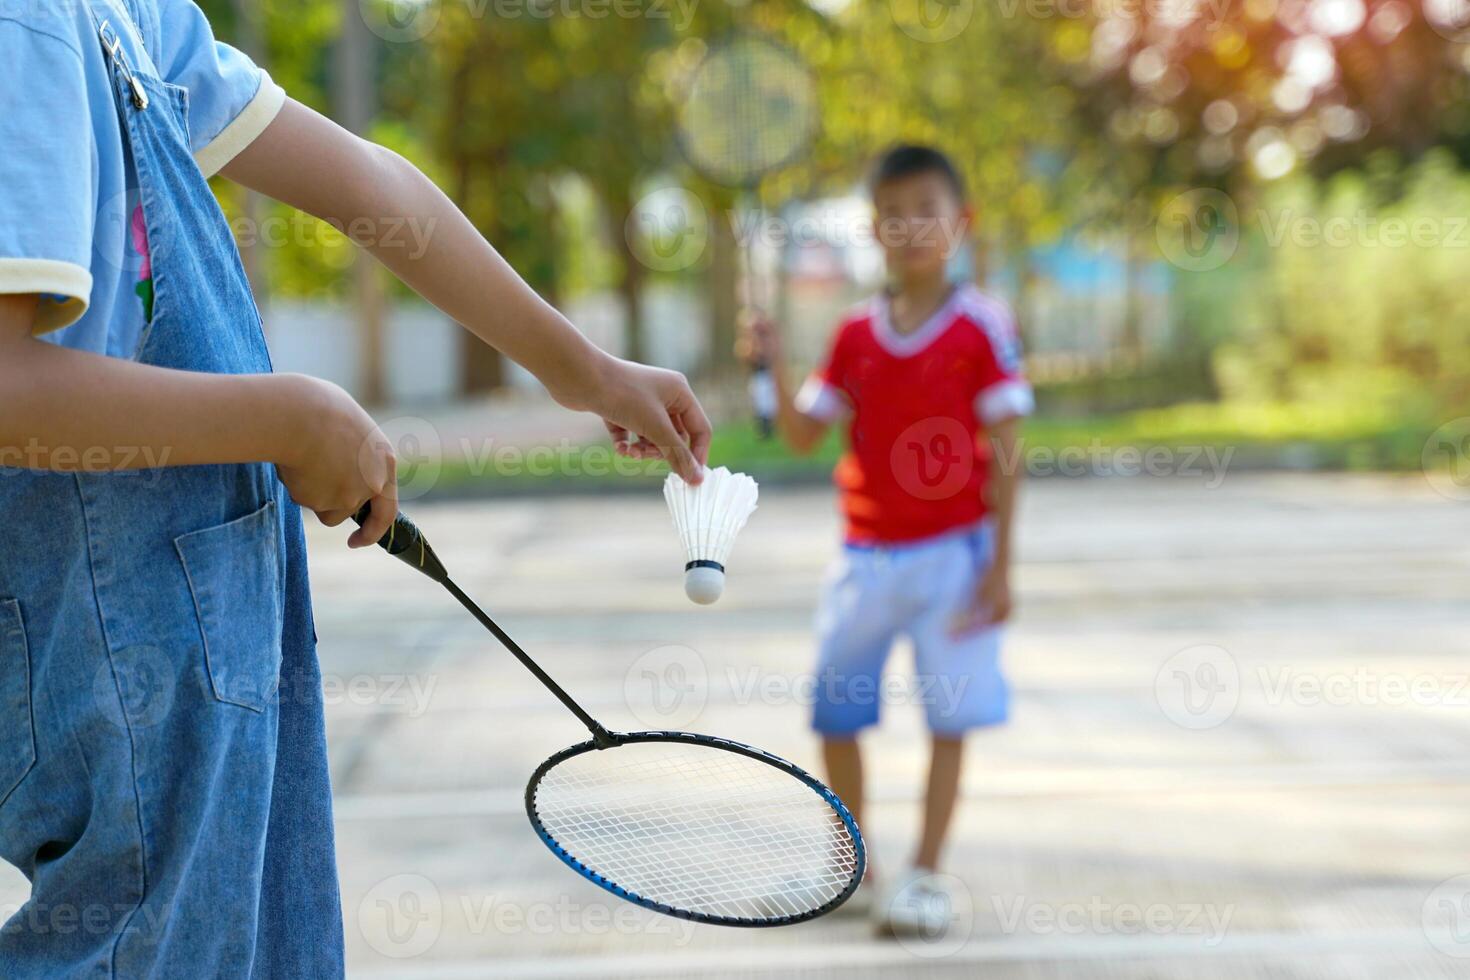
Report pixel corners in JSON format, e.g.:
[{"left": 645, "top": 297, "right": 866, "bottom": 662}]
[
  {"left": 352, "top": 503, "right": 449, "bottom": 584},
  {"left": 749, "top": 364, "right": 777, "bottom": 441}
]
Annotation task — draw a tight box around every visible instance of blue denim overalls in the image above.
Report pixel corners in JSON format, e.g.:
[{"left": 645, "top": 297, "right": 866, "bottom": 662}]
[{"left": 0, "top": 9, "right": 345, "bottom": 977}]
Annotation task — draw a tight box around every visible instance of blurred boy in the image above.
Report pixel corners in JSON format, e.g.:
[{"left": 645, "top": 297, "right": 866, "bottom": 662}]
[{"left": 739, "top": 145, "right": 1031, "bottom": 936}]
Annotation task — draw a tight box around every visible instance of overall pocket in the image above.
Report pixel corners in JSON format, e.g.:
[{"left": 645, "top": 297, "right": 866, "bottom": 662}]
[
  {"left": 0, "top": 598, "right": 38, "bottom": 808},
  {"left": 175, "top": 501, "right": 284, "bottom": 712}
]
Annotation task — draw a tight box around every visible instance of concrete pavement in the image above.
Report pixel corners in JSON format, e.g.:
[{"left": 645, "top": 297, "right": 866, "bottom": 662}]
[
  {"left": 319, "top": 473, "right": 1470, "bottom": 978},
  {"left": 3, "top": 473, "right": 1467, "bottom": 978}
]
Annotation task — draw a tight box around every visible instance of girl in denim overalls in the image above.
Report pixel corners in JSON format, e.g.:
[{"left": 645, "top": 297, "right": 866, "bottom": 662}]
[{"left": 0, "top": 3, "right": 711, "bottom": 975}]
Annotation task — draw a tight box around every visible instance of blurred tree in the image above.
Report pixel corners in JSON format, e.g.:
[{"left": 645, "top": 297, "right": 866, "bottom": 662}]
[
  {"left": 1061, "top": 0, "right": 1470, "bottom": 190},
  {"left": 427, "top": 7, "right": 663, "bottom": 390},
  {"left": 549, "top": 13, "right": 682, "bottom": 364},
  {"left": 201, "top": 0, "right": 367, "bottom": 308},
  {"left": 336, "top": 0, "right": 388, "bottom": 404},
  {"left": 200, "top": 0, "right": 1470, "bottom": 416},
  {"left": 782, "top": 1, "right": 1085, "bottom": 348},
  {"left": 224, "top": 0, "right": 269, "bottom": 308}
]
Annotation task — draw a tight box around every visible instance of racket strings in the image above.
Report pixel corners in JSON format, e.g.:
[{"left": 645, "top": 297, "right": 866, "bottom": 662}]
[
  {"left": 533, "top": 744, "right": 859, "bottom": 922},
  {"left": 679, "top": 38, "right": 817, "bottom": 186}
]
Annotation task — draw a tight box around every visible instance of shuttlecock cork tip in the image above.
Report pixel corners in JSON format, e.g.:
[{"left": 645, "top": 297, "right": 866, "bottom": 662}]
[{"left": 684, "top": 563, "right": 725, "bottom": 604}]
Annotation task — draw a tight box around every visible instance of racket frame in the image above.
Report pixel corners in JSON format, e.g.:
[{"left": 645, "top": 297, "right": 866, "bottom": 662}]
[
  {"left": 525, "top": 729, "right": 866, "bottom": 927},
  {"left": 354, "top": 506, "right": 867, "bottom": 926},
  {"left": 673, "top": 31, "right": 817, "bottom": 191}
]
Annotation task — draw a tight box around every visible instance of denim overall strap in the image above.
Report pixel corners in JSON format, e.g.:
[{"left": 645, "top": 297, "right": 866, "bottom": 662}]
[{"left": 0, "top": 8, "right": 343, "bottom": 978}]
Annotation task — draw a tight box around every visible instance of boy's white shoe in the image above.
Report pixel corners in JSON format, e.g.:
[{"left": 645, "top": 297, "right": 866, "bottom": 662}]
[{"left": 872, "top": 867, "right": 953, "bottom": 938}]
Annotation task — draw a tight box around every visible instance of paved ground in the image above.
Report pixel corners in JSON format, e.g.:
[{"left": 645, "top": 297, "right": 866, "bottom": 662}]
[{"left": 5, "top": 473, "right": 1469, "bottom": 977}]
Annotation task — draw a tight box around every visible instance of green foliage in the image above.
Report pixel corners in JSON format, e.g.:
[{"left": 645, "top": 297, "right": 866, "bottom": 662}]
[
  {"left": 200, "top": 0, "right": 1468, "bottom": 447},
  {"left": 423, "top": 399, "right": 1435, "bottom": 498},
  {"left": 1206, "top": 151, "right": 1470, "bottom": 412}
]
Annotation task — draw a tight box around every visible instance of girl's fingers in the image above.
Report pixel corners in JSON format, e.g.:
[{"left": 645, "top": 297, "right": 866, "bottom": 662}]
[
  {"left": 349, "top": 488, "right": 398, "bottom": 549},
  {"left": 316, "top": 508, "right": 353, "bottom": 528},
  {"left": 669, "top": 387, "right": 713, "bottom": 468},
  {"left": 604, "top": 420, "right": 634, "bottom": 455},
  {"left": 685, "top": 412, "right": 712, "bottom": 467},
  {"left": 603, "top": 370, "right": 710, "bottom": 481},
  {"left": 644, "top": 412, "right": 701, "bottom": 483}
]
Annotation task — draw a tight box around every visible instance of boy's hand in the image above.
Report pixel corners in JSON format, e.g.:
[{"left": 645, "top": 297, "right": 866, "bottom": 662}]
[
  {"left": 581, "top": 358, "right": 711, "bottom": 484},
  {"left": 953, "top": 564, "right": 1012, "bottom": 635},
  {"left": 272, "top": 374, "right": 399, "bottom": 547},
  {"left": 735, "top": 312, "right": 782, "bottom": 368}
]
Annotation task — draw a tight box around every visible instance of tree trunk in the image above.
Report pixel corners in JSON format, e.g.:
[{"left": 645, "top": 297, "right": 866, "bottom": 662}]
[
  {"left": 335, "top": 0, "right": 387, "bottom": 405},
  {"left": 707, "top": 197, "right": 739, "bottom": 383},
  {"left": 446, "top": 56, "right": 505, "bottom": 395},
  {"left": 228, "top": 0, "right": 268, "bottom": 322},
  {"left": 1121, "top": 224, "right": 1144, "bottom": 366},
  {"left": 607, "top": 188, "right": 646, "bottom": 363}
]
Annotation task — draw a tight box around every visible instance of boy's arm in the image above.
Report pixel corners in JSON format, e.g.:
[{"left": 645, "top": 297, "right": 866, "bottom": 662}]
[
  {"left": 219, "top": 99, "right": 709, "bottom": 480},
  {"left": 958, "top": 415, "right": 1023, "bottom": 632},
  {"left": 985, "top": 415, "right": 1022, "bottom": 580},
  {"left": 736, "top": 315, "right": 830, "bottom": 455},
  {"left": 0, "top": 294, "right": 401, "bottom": 547}
]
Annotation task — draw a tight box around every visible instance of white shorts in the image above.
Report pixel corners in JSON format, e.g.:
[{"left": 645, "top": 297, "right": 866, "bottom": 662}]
[{"left": 811, "top": 523, "right": 1009, "bottom": 736}]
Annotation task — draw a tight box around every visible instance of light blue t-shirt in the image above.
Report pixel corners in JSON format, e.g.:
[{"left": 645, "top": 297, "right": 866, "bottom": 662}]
[{"left": 0, "top": 0, "right": 284, "bottom": 354}]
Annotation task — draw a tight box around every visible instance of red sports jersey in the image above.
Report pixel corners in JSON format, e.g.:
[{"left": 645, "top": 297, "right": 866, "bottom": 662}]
[{"left": 795, "top": 283, "right": 1033, "bottom": 545}]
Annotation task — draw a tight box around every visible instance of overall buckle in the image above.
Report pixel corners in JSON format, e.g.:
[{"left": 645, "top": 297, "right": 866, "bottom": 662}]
[{"left": 98, "top": 20, "right": 149, "bottom": 110}]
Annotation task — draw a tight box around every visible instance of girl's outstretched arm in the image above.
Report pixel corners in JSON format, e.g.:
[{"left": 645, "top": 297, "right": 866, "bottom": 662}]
[
  {"left": 220, "top": 99, "right": 711, "bottom": 483},
  {"left": 0, "top": 294, "right": 401, "bottom": 547}
]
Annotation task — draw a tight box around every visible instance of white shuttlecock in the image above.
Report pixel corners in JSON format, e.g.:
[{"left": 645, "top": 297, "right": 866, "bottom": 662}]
[{"left": 664, "top": 466, "right": 759, "bottom": 605}]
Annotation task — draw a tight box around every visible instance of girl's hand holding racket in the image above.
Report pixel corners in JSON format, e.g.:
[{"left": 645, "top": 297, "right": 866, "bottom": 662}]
[{"left": 271, "top": 373, "right": 398, "bottom": 547}]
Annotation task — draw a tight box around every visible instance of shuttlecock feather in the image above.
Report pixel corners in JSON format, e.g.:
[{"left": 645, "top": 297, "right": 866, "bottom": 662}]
[{"left": 664, "top": 466, "right": 759, "bottom": 604}]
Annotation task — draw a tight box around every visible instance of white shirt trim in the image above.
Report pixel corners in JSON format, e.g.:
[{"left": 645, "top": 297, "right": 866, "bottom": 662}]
[
  {"left": 976, "top": 379, "right": 1035, "bottom": 425},
  {"left": 194, "top": 73, "right": 287, "bottom": 178},
  {"left": 0, "top": 258, "right": 93, "bottom": 334},
  {"left": 871, "top": 287, "right": 966, "bottom": 358},
  {"left": 957, "top": 287, "right": 1024, "bottom": 375},
  {"left": 794, "top": 375, "right": 849, "bottom": 422}
]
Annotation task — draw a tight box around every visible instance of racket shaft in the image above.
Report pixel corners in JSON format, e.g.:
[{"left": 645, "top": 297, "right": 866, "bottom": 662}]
[
  {"left": 441, "top": 579, "right": 615, "bottom": 745},
  {"left": 355, "top": 504, "right": 614, "bottom": 744}
]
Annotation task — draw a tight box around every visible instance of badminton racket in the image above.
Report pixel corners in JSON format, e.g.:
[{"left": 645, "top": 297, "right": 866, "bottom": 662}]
[
  {"left": 677, "top": 33, "right": 817, "bottom": 438},
  {"left": 352, "top": 505, "right": 865, "bottom": 926}
]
